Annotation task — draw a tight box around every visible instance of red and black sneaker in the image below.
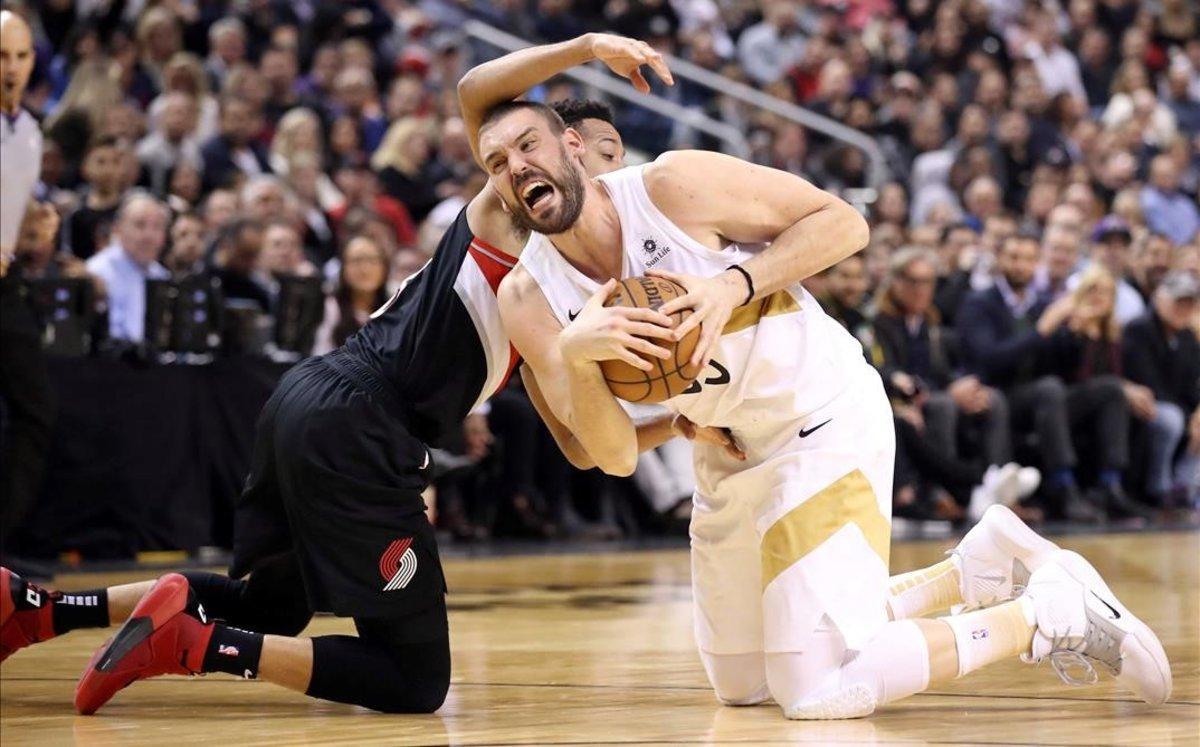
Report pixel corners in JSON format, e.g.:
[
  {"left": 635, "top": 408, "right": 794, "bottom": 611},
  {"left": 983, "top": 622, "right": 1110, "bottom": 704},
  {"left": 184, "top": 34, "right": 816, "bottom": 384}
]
[
  {"left": 75, "top": 573, "right": 213, "bottom": 715},
  {"left": 1, "top": 567, "right": 58, "bottom": 663}
]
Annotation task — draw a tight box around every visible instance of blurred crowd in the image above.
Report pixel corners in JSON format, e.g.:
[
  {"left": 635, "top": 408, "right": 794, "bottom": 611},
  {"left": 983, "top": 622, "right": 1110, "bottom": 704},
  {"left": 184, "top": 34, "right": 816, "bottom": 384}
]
[{"left": 2, "top": 0, "right": 1198, "bottom": 542}]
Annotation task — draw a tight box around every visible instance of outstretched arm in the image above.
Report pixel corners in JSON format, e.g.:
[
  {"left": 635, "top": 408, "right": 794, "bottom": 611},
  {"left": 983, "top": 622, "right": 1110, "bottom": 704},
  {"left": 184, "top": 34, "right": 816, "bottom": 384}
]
[{"left": 458, "top": 33, "right": 672, "bottom": 162}]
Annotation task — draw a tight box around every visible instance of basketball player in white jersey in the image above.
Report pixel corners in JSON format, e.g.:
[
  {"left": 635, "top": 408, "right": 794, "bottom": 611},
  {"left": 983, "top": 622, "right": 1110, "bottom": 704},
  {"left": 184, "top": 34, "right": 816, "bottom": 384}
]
[{"left": 479, "top": 102, "right": 1171, "bottom": 718}]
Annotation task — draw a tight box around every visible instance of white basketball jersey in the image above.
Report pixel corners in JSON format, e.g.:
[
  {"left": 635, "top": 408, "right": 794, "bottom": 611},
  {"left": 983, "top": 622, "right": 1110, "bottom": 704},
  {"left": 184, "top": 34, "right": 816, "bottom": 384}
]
[{"left": 518, "top": 164, "right": 874, "bottom": 439}]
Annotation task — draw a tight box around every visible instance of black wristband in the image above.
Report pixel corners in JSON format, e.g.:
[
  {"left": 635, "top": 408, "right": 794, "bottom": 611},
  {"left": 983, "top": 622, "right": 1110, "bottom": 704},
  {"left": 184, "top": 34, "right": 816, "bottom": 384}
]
[{"left": 726, "top": 264, "right": 755, "bottom": 306}]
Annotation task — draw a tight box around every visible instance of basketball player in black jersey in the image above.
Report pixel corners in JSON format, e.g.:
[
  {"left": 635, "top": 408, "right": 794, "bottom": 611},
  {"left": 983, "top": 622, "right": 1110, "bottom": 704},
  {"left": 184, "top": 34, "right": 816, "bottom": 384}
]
[{"left": 0, "top": 33, "right": 698, "bottom": 714}]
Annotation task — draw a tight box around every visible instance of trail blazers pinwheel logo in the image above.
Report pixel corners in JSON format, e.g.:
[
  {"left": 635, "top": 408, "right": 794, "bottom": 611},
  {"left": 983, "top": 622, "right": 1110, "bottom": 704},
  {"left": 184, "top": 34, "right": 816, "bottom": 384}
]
[{"left": 379, "top": 538, "right": 418, "bottom": 591}]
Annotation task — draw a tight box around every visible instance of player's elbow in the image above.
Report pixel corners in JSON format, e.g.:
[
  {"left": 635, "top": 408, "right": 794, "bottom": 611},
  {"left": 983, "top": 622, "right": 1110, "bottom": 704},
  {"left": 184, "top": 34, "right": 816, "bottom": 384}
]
[
  {"left": 455, "top": 69, "right": 479, "bottom": 104},
  {"left": 560, "top": 439, "right": 597, "bottom": 471},
  {"left": 595, "top": 446, "right": 638, "bottom": 477},
  {"left": 840, "top": 203, "right": 871, "bottom": 255}
]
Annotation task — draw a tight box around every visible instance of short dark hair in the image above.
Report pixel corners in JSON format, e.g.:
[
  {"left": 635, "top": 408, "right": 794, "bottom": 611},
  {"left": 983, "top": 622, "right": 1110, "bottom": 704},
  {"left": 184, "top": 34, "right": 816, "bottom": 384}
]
[
  {"left": 940, "top": 222, "right": 977, "bottom": 243},
  {"left": 1001, "top": 230, "right": 1041, "bottom": 253},
  {"left": 86, "top": 134, "right": 123, "bottom": 154},
  {"left": 479, "top": 100, "right": 565, "bottom": 136},
  {"left": 222, "top": 217, "right": 265, "bottom": 246},
  {"left": 551, "top": 99, "right": 615, "bottom": 128}
]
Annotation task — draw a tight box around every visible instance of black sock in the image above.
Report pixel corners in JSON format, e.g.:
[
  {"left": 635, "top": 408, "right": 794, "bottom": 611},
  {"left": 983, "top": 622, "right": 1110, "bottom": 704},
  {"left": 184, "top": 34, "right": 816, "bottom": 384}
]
[
  {"left": 51, "top": 588, "right": 110, "bottom": 635},
  {"left": 202, "top": 624, "right": 264, "bottom": 679}
]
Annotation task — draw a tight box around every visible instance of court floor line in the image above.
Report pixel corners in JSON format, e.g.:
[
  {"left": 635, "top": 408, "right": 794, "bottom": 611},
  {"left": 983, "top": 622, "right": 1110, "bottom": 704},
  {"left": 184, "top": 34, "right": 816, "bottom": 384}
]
[{"left": 4, "top": 675, "right": 1196, "bottom": 707}]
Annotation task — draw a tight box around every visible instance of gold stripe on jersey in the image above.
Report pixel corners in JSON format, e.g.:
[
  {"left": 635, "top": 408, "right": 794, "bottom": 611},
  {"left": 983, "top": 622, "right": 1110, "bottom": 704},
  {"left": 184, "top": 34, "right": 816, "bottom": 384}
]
[
  {"left": 723, "top": 290, "right": 801, "bottom": 336},
  {"left": 760, "top": 469, "right": 890, "bottom": 589}
]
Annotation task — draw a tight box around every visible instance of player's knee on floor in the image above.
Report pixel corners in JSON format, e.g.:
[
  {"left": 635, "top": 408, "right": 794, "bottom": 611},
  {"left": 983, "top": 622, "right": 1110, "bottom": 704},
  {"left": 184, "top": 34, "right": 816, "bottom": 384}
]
[
  {"left": 700, "top": 651, "right": 770, "bottom": 706},
  {"left": 766, "top": 652, "right": 876, "bottom": 720},
  {"left": 765, "top": 621, "right": 930, "bottom": 720},
  {"left": 308, "top": 633, "right": 450, "bottom": 714}
]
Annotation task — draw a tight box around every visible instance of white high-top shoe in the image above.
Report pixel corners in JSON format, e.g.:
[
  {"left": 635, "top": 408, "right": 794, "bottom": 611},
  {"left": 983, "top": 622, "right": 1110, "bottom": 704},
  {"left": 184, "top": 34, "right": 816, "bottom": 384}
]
[
  {"left": 1022, "top": 550, "right": 1173, "bottom": 705},
  {"left": 951, "top": 504, "right": 1059, "bottom": 610}
]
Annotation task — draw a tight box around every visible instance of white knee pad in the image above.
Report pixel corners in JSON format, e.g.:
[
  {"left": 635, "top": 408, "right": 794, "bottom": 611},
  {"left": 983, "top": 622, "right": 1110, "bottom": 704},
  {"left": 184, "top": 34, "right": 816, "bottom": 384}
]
[
  {"left": 768, "top": 621, "right": 930, "bottom": 720},
  {"left": 700, "top": 651, "right": 770, "bottom": 706}
]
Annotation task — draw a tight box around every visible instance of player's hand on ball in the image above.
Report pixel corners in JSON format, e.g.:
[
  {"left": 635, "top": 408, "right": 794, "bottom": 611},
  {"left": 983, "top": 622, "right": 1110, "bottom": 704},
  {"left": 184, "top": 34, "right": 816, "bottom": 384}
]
[
  {"left": 559, "top": 278, "right": 675, "bottom": 372},
  {"left": 672, "top": 414, "right": 746, "bottom": 461},
  {"left": 649, "top": 269, "right": 744, "bottom": 369},
  {"left": 588, "top": 33, "right": 674, "bottom": 93}
]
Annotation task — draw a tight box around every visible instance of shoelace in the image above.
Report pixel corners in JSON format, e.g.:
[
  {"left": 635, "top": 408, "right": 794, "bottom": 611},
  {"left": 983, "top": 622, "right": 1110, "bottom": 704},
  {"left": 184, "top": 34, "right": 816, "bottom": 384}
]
[{"left": 1033, "top": 621, "right": 1122, "bottom": 687}]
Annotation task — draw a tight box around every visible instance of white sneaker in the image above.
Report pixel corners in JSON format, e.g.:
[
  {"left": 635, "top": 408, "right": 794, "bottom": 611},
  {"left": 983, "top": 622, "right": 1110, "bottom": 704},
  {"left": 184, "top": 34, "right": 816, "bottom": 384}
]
[
  {"left": 1015, "top": 466, "right": 1041, "bottom": 500},
  {"left": 1023, "top": 550, "right": 1172, "bottom": 705},
  {"left": 951, "top": 504, "right": 1059, "bottom": 610},
  {"left": 968, "top": 464, "right": 1015, "bottom": 523}
]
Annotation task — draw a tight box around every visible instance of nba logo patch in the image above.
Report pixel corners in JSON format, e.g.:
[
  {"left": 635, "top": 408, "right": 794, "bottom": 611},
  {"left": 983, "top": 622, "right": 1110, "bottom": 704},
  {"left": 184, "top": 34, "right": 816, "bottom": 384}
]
[
  {"left": 379, "top": 538, "right": 418, "bottom": 591},
  {"left": 218, "top": 644, "right": 240, "bottom": 657}
]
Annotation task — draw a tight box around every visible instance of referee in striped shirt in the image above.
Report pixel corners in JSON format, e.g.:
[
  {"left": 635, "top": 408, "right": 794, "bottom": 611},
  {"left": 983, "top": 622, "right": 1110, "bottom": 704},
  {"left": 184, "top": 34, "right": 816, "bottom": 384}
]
[{"left": 1, "top": 9, "right": 56, "bottom": 569}]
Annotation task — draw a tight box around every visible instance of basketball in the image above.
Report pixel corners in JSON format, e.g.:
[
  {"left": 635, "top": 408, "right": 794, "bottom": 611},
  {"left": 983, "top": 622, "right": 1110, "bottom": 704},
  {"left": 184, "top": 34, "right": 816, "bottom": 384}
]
[{"left": 599, "top": 276, "right": 703, "bottom": 403}]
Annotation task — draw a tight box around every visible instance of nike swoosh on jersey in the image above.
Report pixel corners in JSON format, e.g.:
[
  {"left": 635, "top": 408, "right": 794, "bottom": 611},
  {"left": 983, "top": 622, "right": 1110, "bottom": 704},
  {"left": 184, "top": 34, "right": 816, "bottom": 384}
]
[
  {"left": 798, "top": 419, "right": 832, "bottom": 438},
  {"left": 568, "top": 309, "right": 579, "bottom": 321}
]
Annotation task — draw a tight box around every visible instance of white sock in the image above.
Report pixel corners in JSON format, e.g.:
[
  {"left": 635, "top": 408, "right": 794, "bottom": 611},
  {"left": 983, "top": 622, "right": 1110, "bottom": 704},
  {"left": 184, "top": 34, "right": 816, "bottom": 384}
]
[{"left": 941, "top": 597, "right": 1037, "bottom": 677}]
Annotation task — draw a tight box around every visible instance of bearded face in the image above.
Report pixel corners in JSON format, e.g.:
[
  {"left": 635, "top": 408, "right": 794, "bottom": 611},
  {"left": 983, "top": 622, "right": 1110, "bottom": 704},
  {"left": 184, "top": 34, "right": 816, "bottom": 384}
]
[
  {"left": 480, "top": 108, "right": 590, "bottom": 236},
  {"left": 501, "top": 140, "right": 586, "bottom": 235}
]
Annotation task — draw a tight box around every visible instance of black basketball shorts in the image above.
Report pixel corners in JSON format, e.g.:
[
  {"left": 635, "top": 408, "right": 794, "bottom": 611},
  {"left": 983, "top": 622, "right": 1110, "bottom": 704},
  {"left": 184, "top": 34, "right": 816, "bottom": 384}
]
[{"left": 230, "top": 352, "right": 446, "bottom": 622}]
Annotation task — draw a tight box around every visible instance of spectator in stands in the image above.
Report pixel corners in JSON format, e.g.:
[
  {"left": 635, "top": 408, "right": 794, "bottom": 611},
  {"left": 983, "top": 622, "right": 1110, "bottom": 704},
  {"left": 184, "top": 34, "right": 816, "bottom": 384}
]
[
  {"left": 166, "top": 159, "right": 203, "bottom": 213},
  {"left": 1140, "top": 154, "right": 1200, "bottom": 246},
  {"left": 1035, "top": 224, "right": 1082, "bottom": 301},
  {"left": 931, "top": 223, "right": 980, "bottom": 325},
  {"left": 280, "top": 152, "right": 338, "bottom": 264},
  {"left": 737, "top": 0, "right": 806, "bottom": 87},
  {"left": 1164, "top": 64, "right": 1200, "bottom": 135},
  {"left": 239, "top": 175, "right": 289, "bottom": 227},
  {"left": 63, "top": 136, "right": 128, "bottom": 260},
  {"left": 13, "top": 203, "right": 80, "bottom": 280},
  {"left": 372, "top": 117, "right": 440, "bottom": 222},
  {"left": 259, "top": 45, "right": 308, "bottom": 122},
  {"left": 312, "top": 235, "right": 389, "bottom": 355},
  {"left": 259, "top": 221, "right": 316, "bottom": 287},
  {"left": 150, "top": 53, "right": 218, "bottom": 144},
  {"left": 330, "top": 65, "right": 388, "bottom": 154},
  {"left": 164, "top": 211, "right": 205, "bottom": 278},
  {"left": 330, "top": 158, "right": 416, "bottom": 251},
  {"left": 1131, "top": 232, "right": 1176, "bottom": 305},
  {"left": 1040, "top": 265, "right": 1150, "bottom": 519},
  {"left": 201, "top": 188, "right": 238, "bottom": 244},
  {"left": 269, "top": 107, "right": 341, "bottom": 211},
  {"left": 1122, "top": 272, "right": 1200, "bottom": 507},
  {"left": 815, "top": 252, "right": 870, "bottom": 340},
  {"left": 958, "top": 233, "right": 1101, "bottom": 521},
  {"left": 85, "top": 193, "right": 170, "bottom": 343},
  {"left": 200, "top": 96, "right": 269, "bottom": 193},
  {"left": 204, "top": 18, "right": 247, "bottom": 90},
  {"left": 872, "top": 247, "right": 1014, "bottom": 475},
  {"left": 1074, "top": 215, "right": 1146, "bottom": 326},
  {"left": 137, "top": 91, "right": 200, "bottom": 195},
  {"left": 211, "top": 218, "right": 269, "bottom": 312}
]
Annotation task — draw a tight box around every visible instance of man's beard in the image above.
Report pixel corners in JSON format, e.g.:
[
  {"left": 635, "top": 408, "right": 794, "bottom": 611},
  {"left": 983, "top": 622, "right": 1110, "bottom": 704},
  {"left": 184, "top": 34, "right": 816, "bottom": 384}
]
[
  {"left": 506, "top": 148, "right": 585, "bottom": 235},
  {"left": 1004, "top": 273, "right": 1030, "bottom": 292}
]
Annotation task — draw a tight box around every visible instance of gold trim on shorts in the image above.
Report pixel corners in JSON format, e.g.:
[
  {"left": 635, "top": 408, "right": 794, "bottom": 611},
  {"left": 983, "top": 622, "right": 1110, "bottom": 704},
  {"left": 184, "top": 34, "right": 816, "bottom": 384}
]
[{"left": 760, "top": 469, "right": 890, "bottom": 589}]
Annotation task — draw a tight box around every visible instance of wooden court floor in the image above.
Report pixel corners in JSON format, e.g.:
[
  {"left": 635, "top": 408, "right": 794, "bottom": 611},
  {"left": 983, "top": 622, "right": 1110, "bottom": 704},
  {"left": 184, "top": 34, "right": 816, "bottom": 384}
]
[{"left": 1, "top": 530, "right": 1197, "bottom": 746}]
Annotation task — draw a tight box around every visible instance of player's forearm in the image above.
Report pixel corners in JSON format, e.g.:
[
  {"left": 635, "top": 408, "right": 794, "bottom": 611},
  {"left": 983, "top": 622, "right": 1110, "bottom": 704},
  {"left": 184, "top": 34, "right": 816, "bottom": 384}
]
[
  {"left": 562, "top": 359, "right": 639, "bottom": 476},
  {"left": 459, "top": 33, "right": 597, "bottom": 157},
  {"left": 739, "top": 202, "right": 870, "bottom": 301}
]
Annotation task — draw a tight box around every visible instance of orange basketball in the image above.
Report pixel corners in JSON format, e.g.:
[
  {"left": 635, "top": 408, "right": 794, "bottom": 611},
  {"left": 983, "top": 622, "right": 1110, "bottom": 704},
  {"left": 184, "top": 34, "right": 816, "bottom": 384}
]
[{"left": 598, "top": 276, "right": 703, "bottom": 403}]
